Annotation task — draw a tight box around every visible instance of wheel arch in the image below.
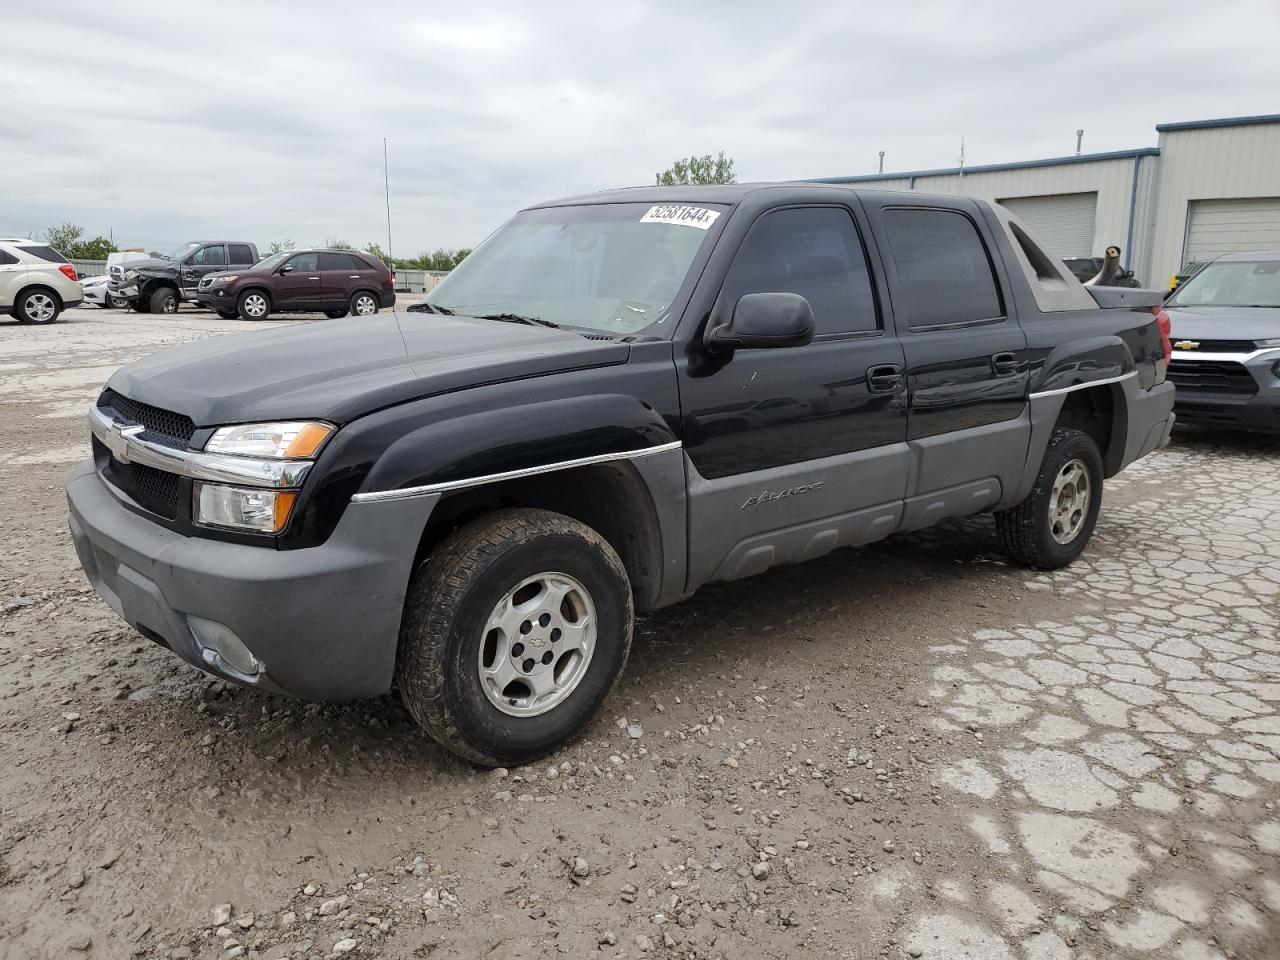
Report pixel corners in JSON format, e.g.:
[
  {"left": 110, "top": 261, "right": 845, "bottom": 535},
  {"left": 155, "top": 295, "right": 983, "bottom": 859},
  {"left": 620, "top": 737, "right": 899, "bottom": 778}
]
[
  {"left": 236, "top": 284, "right": 275, "bottom": 308},
  {"left": 14, "top": 282, "right": 64, "bottom": 308}
]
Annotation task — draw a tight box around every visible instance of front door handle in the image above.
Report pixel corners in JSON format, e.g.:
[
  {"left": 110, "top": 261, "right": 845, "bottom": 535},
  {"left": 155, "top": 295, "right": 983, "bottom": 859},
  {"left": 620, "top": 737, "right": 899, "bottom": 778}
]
[
  {"left": 867, "top": 364, "right": 905, "bottom": 394},
  {"left": 991, "top": 352, "right": 1018, "bottom": 376}
]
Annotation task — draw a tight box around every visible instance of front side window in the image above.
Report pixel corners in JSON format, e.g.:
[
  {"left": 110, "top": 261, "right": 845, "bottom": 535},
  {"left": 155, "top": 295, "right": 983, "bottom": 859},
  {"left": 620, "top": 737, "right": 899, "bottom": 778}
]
[
  {"left": 719, "top": 206, "right": 878, "bottom": 336},
  {"left": 884, "top": 208, "right": 1003, "bottom": 328},
  {"left": 1168, "top": 259, "right": 1280, "bottom": 308},
  {"left": 287, "top": 252, "right": 319, "bottom": 272},
  {"left": 191, "top": 245, "right": 226, "bottom": 266},
  {"left": 424, "top": 201, "right": 724, "bottom": 336}
]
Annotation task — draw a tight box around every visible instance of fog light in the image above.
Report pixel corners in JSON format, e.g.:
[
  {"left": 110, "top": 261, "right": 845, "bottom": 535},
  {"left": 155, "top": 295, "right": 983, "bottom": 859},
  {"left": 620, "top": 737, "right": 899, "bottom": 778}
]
[
  {"left": 189, "top": 615, "right": 260, "bottom": 677},
  {"left": 194, "top": 482, "right": 297, "bottom": 533}
]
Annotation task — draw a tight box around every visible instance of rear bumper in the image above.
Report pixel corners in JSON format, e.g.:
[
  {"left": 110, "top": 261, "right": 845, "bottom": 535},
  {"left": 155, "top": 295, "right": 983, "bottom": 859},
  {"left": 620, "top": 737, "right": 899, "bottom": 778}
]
[
  {"left": 1118, "top": 379, "right": 1176, "bottom": 469},
  {"left": 67, "top": 460, "right": 437, "bottom": 700}
]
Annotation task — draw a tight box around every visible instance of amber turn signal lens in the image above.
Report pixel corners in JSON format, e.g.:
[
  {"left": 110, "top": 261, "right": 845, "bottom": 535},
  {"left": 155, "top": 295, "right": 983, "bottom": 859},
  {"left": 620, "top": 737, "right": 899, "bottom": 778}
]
[
  {"left": 282, "top": 423, "right": 333, "bottom": 459},
  {"left": 273, "top": 491, "right": 298, "bottom": 532}
]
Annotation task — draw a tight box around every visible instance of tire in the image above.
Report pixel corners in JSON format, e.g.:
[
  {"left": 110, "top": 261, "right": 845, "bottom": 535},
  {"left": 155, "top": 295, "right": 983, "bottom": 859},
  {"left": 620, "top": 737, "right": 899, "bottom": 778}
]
[
  {"left": 149, "top": 287, "right": 178, "bottom": 315},
  {"left": 215, "top": 309, "right": 237, "bottom": 319},
  {"left": 132, "top": 299, "right": 150, "bottom": 313},
  {"left": 324, "top": 308, "right": 349, "bottom": 319},
  {"left": 350, "top": 291, "right": 379, "bottom": 317},
  {"left": 995, "top": 427, "right": 1103, "bottom": 570},
  {"left": 15, "top": 288, "right": 61, "bottom": 324},
  {"left": 397, "top": 508, "right": 634, "bottom": 767},
  {"left": 237, "top": 289, "right": 271, "bottom": 321}
]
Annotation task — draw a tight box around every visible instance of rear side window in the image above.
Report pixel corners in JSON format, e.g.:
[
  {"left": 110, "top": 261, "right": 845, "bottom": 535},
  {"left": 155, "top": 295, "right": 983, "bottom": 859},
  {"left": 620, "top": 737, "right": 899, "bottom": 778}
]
[
  {"left": 720, "top": 206, "right": 878, "bottom": 336},
  {"left": 228, "top": 244, "right": 254, "bottom": 263},
  {"left": 0, "top": 249, "right": 18, "bottom": 265},
  {"left": 884, "top": 209, "right": 1003, "bottom": 328},
  {"left": 16, "top": 244, "right": 66, "bottom": 263},
  {"left": 353, "top": 254, "right": 381, "bottom": 270}
]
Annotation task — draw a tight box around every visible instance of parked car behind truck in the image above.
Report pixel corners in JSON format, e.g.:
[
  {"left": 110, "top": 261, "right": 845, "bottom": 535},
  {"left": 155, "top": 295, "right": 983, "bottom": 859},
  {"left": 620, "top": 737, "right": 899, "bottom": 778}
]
[
  {"left": 67, "top": 185, "right": 1175, "bottom": 767},
  {"left": 0, "top": 238, "right": 83, "bottom": 323},
  {"left": 108, "top": 240, "right": 260, "bottom": 314},
  {"left": 192, "top": 248, "right": 394, "bottom": 321}
]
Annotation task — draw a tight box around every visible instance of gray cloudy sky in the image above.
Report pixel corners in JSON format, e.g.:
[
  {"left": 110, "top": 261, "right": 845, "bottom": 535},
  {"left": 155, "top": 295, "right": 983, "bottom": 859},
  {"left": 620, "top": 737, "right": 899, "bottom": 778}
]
[{"left": 3, "top": 1, "right": 1278, "bottom": 255}]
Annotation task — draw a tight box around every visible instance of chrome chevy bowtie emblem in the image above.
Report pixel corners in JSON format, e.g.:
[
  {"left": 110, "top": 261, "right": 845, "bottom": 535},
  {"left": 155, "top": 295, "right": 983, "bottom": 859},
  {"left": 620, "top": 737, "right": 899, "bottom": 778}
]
[
  {"left": 106, "top": 424, "right": 145, "bottom": 463},
  {"left": 1173, "top": 340, "right": 1200, "bottom": 350}
]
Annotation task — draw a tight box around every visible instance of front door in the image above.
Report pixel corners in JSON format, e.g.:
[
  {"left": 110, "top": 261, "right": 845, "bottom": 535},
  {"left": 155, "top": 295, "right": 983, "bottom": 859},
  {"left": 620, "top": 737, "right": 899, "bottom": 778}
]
[
  {"left": 275, "top": 252, "right": 322, "bottom": 306},
  {"left": 677, "top": 203, "right": 909, "bottom": 588},
  {"left": 182, "top": 244, "right": 228, "bottom": 296},
  {"left": 864, "top": 200, "right": 1029, "bottom": 519}
]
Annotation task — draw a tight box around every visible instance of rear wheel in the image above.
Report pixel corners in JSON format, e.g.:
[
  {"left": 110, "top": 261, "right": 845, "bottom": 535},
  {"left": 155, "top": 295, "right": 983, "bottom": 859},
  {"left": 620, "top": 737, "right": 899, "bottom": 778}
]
[
  {"left": 397, "top": 508, "right": 634, "bottom": 767},
  {"left": 237, "top": 290, "right": 270, "bottom": 321},
  {"left": 149, "top": 287, "right": 178, "bottom": 315},
  {"left": 995, "top": 427, "right": 1103, "bottom": 569},
  {"left": 350, "top": 291, "right": 379, "bottom": 317},
  {"left": 15, "top": 288, "right": 60, "bottom": 324},
  {"left": 324, "top": 308, "right": 349, "bottom": 319}
]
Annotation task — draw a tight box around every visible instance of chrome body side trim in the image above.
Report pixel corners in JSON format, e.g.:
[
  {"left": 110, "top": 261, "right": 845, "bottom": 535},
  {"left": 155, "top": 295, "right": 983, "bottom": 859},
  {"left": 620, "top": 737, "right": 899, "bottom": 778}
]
[
  {"left": 1029, "top": 371, "right": 1137, "bottom": 400},
  {"left": 1169, "top": 347, "right": 1280, "bottom": 363},
  {"left": 351, "top": 441, "right": 684, "bottom": 503},
  {"left": 88, "top": 404, "right": 313, "bottom": 488}
]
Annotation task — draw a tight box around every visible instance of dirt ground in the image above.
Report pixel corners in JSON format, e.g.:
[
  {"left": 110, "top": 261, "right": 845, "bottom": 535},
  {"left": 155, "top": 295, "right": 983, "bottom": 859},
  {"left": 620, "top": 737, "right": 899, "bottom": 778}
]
[{"left": 1, "top": 306, "right": 1277, "bottom": 960}]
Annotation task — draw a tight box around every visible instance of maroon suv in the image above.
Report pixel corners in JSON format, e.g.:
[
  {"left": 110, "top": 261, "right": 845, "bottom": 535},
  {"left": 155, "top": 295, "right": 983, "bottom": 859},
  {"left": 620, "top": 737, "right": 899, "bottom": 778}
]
[{"left": 193, "top": 248, "right": 395, "bottom": 321}]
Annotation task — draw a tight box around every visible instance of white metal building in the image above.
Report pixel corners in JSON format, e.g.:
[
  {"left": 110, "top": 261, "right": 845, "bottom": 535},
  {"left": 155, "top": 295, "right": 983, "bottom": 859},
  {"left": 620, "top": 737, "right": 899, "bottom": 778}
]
[{"left": 813, "top": 114, "right": 1280, "bottom": 288}]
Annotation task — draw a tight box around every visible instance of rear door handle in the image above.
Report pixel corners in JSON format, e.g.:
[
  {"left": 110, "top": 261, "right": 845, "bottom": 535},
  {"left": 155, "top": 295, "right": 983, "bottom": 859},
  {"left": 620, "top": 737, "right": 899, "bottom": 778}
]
[
  {"left": 991, "top": 352, "right": 1018, "bottom": 376},
  {"left": 867, "top": 364, "right": 905, "bottom": 394}
]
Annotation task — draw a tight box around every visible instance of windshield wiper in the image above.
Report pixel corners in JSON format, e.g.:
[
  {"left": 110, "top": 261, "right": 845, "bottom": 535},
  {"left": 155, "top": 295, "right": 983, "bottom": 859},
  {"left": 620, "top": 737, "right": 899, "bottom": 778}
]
[
  {"left": 406, "top": 301, "right": 455, "bottom": 315},
  {"left": 476, "top": 312, "right": 560, "bottom": 329}
]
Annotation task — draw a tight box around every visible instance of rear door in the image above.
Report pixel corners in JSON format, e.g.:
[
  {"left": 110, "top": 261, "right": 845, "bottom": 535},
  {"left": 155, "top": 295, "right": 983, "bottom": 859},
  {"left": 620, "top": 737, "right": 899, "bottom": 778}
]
[
  {"left": 862, "top": 198, "right": 1029, "bottom": 524},
  {"left": 275, "top": 251, "right": 322, "bottom": 306},
  {"left": 678, "top": 202, "right": 909, "bottom": 586},
  {"left": 319, "top": 252, "right": 364, "bottom": 306},
  {"left": 228, "top": 243, "right": 256, "bottom": 271},
  {"left": 182, "top": 244, "right": 228, "bottom": 296},
  {"left": 0, "top": 247, "right": 26, "bottom": 308}
]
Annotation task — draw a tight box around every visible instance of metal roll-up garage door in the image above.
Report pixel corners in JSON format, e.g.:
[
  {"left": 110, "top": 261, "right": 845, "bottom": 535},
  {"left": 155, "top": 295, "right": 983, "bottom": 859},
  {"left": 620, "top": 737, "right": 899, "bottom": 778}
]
[
  {"left": 997, "top": 192, "right": 1098, "bottom": 258},
  {"left": 1184, "top": 198, "right": 1280, "bottom": 264}
]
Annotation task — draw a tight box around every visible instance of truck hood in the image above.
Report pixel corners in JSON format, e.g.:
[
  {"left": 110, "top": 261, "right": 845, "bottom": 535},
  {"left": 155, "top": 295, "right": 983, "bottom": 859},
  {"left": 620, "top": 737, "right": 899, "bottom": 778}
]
[
  {"left": 105, "top": 312, "right": 630, "bottom": 426},
  {"left": 118, "top": 257, "right": 176, "bottom": 273},
  {"left": 1165, "top": 305, "right": 1280, "bottom": 342}
]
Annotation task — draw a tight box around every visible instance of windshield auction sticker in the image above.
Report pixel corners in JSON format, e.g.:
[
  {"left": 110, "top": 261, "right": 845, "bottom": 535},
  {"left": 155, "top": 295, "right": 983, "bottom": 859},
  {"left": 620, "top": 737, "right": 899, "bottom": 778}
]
[{"left": 640, "top": 205, "right": 721, "bottom": 230}]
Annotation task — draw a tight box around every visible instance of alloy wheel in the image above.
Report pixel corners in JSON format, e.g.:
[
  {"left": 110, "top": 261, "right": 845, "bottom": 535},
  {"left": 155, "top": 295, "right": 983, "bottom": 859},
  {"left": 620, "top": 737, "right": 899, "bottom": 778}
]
[
  {"left": 354, "top": 294, "right": 377, "bottom": 316},
  {"left": 25, "top": 293, "right": 56, "bottom": 322},
  {"left": 1049, "top": 458, "right": 1091, "bottom": 545}
]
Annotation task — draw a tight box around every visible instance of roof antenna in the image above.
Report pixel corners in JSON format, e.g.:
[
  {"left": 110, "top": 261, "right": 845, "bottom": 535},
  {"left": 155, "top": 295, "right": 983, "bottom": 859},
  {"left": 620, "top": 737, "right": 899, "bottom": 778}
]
[
  {"left": 878, "top": 151, "right": 885, "bottom": 174},
  {"left": 958, "top": 135, "right": 965, "bottom": 181},
  {"left": 383, "top": 137, "right": 393, "bottom": 268},
  {"left": 1076, "top": 129, "right": 1084, "bottom": 155}
]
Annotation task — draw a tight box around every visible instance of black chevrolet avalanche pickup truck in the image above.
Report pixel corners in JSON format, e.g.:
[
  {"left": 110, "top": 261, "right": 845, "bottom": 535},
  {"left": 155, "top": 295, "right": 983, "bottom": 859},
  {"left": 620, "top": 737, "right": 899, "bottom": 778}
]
[
  {"left": 67, "top": 185, "right": 1175, "bottom": 766},
  {"left": 108, "top": 240, "right": 261, "bottom": 314}
]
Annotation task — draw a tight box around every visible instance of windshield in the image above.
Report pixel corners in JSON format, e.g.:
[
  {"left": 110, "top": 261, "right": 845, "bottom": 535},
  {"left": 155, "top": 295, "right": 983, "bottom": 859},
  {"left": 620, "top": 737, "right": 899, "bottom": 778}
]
[
  {"left": 423, "top": 201, "right": 726, "bottom": 335},
  {"left": 250, "top": 251, "right": 289, "bottom": 272},
  {"left": 164, "top": 241, "right": 201, "bottom": 260},
  {"left": 1169, "top": 259, "right": 1280, "bottom": 307}
]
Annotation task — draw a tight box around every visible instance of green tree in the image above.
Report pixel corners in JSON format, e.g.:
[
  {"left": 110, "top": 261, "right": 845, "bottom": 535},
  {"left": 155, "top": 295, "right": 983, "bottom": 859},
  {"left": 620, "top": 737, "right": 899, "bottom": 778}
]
[
  {"left": 324, "top": 237, "right": 354, "bottom": 250},
  {"left": 655, "top": 151, "right": 736, "bottom": 186},
  {"left": 451, "top": 248, "right": 471, "bottom": 268},
  {"left": 363, "top": 242, "right": 388, "bottom": 263},
  {"left": 43, "top": 222, "right": 84, "bottom": 255},
  {"left": 71, "top": 236, "right": 118, "bottom": 260},
  {"left": 268, "top": 238, "right": 295, "bottom": 254}
]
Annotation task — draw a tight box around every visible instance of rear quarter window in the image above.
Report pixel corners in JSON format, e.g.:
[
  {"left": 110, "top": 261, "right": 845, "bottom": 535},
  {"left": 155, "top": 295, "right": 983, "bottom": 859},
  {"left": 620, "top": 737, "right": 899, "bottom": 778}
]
[{"left": 16, "top": 244, "right": 67, "bottom": 263}]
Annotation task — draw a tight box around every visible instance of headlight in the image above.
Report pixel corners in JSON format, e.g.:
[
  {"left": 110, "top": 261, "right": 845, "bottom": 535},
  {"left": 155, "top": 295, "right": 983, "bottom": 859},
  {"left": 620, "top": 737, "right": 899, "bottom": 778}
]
[
  {"left": 1256, "top": 338, "right": 1280, "bottom": 348},
  {"left": 194, "top": 483, "right": 297, "bottom": 534},
  {"left": 209, "top": 275, "right": 238, "bottom": 286},
  {"left": 204, "top": 421, "right": 332, "bottom": 458},
  {"left": 124, "top": 269, "right": 139, "bottom": 281}
]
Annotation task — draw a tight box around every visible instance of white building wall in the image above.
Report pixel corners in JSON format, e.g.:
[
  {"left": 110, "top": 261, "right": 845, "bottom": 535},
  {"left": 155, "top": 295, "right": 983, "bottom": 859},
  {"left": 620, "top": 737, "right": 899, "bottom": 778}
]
[{"left": 1147, "top": 122, "right": 1280, "bottom": 285}]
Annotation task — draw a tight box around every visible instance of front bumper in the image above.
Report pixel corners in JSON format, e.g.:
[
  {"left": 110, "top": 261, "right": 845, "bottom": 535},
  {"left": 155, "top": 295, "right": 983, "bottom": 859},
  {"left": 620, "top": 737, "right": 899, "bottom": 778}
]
[
  {"left": 82, "top": 286, "right": 107, "bottom": 305},
  {"left": 194, "top": 287, "right": 230, "bottom": 308},
  {"left": 67, "top": 460, "right": 438, "bottom": 699},
  {"left": 108, "top": 283, "right": 140, "bottom": 300},
  {"left": 1169, "top": 349, "right": 1280, "bottom": 434},
  {"left": 1174, "top": 394, "right": 1280, "bottom": 432}
]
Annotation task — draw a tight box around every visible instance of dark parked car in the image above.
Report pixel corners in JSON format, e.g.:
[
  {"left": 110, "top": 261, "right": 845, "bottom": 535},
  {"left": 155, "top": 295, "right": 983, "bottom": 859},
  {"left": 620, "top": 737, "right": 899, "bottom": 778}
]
[
  {"left": 68, "top": 185, "right": 1174, "bottom": 766},
  {"left": 193, "top": 249, "right": 395, "bottom": 321},
  {"left": 108, "top": 241, "right": 261, "bottom": 314},
  {"left": 1163, "top": 250, "right": 1280, "bottom": 432}
]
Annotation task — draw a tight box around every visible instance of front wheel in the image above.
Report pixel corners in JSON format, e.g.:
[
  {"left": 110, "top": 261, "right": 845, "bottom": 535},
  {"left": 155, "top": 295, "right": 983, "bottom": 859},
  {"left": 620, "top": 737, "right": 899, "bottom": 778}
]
[
  {"left": 149, "top": 287, "right": 178, "bottom": 315},
  {"left": 237, "top": 290, "right": 271, "bottom": 321},
  {"left": 995, "top": 427, "right": 1103, "bottom": 570},
  {"left": 350, "top": 291, "right": 379, "bottom": 317},
  {"left": 397, "top": 508, "right": 634, "bottom": 767}
]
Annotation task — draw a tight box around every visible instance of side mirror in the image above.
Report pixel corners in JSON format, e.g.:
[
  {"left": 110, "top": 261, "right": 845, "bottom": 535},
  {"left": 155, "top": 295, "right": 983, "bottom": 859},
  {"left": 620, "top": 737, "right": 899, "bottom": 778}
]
[
  {"left": 279, "top": 263, "right": 294, "bottom": 274},
  {"left": 706, "top": 292, "right": 815, "bottom": 351}
]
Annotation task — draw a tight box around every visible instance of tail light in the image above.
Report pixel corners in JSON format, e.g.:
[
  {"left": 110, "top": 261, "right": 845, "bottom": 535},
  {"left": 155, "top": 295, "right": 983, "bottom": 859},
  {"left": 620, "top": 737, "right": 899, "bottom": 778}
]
[
  {"left": 59, "top": 264, "right": 78, "bottom": 282},
  {"left": 1153, "top": 306, "right": 1172, "bottom": 364}
]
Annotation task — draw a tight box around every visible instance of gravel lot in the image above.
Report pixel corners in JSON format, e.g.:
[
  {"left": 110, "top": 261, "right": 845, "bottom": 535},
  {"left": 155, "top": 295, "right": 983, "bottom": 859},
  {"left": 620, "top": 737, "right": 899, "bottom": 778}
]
[{"left": 1, "top": 306, "right": 1277, "bottom": 960}]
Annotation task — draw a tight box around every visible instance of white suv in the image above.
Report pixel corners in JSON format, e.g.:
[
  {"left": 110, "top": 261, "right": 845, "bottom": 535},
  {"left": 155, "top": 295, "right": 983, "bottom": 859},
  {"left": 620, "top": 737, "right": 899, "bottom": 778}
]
[{"left": 0, "top": 238, "right": 84, "bottom": 324}]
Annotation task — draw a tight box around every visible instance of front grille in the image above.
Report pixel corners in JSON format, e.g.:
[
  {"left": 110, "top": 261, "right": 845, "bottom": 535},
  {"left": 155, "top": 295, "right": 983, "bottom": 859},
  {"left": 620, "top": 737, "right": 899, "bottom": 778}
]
[
  {"left": 99, "top": 389, "right": 196, "bottom": 448},
  {"left": 1173, "top": 339, "right": 1258, "bottom": 353},
  {"left": 101, "top": 455, "right": 181, "bottom": 519},
  {"left": 109, "top": 264, "right": 124, "bottom": 281},
  {"left": 1167, "top": 359, "right": 1258, "bottom": 397}
]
